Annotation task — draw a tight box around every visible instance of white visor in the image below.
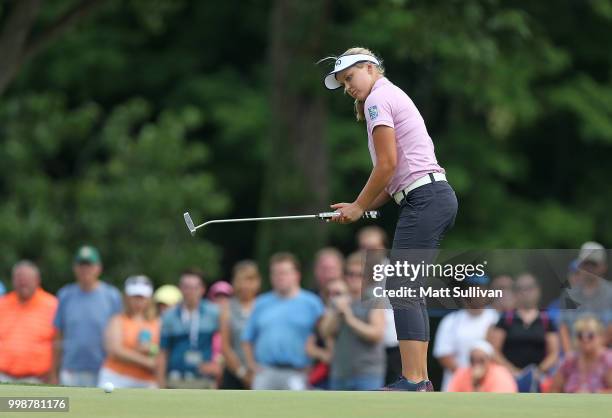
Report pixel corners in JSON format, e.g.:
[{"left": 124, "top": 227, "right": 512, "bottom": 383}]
[
  {"left": 323, "top": 54, "right": 381, "bottom": 90},
  {"left": 126, "top": 282, "right": 153, "bottom": 297}
]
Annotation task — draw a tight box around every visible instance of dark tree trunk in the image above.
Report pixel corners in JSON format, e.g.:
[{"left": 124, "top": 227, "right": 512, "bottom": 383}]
[{"left": 257, "top": 0, "right": 330, "bottom": 282}]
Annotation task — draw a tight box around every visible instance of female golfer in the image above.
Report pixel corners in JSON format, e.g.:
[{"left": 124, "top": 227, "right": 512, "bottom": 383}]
[{"left": 323, "top": 47, "right": 458, "bottom": 391}]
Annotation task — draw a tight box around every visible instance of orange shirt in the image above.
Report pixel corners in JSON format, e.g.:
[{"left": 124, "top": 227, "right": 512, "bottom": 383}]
[
  {"left": 448, "top": 363, "right": 518, "bottom": 393},
  {"left": 0, "top": 289, "right": 58, "bottom": 377},
  {"left": 104, "top": 314, "right": 160, "bottom": 381}
]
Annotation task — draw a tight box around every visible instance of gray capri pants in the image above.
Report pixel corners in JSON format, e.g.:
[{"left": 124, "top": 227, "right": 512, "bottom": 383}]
[{"left": 387, "top": 176, "right": 458, "bottom": 341}]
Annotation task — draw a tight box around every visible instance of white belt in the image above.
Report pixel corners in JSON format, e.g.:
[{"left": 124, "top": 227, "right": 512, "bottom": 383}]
[{"left": 392, "top": 173, "right": 447, "bottom": 205}]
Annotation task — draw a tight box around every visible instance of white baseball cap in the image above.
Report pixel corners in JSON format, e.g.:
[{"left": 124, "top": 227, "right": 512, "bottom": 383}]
[
  {"left": 470, "top": 340, "right": 494, "bottom": 357},
  {"left": 323, "top": 54, "right": 381, "bottom": 90},
  {"left": 125, "top": 275, "right": 153, "bottom": 298},
  {"left": 578, "top": 241, "right": 607, "bottom": 264}
]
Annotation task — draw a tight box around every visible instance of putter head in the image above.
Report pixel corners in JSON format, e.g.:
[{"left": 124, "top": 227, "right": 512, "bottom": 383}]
[{"left": 183, "top": 212, "right": 197, "bottom": 235}]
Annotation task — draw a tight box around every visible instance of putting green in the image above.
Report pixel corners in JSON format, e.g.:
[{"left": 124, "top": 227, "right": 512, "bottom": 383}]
[{"left": 0, "top": 384, "right": 609, "bottom": 418}]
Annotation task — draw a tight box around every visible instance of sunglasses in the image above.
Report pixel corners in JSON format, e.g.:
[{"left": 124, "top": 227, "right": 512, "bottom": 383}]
[
  {"left": 577, "top": 331, "right": 596, "bottom": 341},
  {"left": 345, "top": 271, "right": 362, "bottom": 278},
  {"left": 329, "top": 290, "right": 344, "bottom": 297}
]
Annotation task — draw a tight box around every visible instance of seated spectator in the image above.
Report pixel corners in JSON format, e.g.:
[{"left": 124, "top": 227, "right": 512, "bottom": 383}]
[
  {"left": 158, "top": 269, "right": 220, "bottom": 389},
  {"left": 448, "top": 340, "right": 518, "bottom": 393},
  {"left": 98, "top": 275, "right": 160, "bottom": 388},
  {"left": 559, "top": 242, "right": 612, "bottom": 353},
  {"left": 551, "top": 316, "right": 612, "bottom": 393},
  {"left": 0, "top": 261, "right": 57, "bottom": 383},
  {"left": 220, "top": 261, "right": 261, "bottom": 389},
  {"left": 488, "top": 273, "right": 559, "bottom": 392},
  {"left": 433, "top": 275, "right": 499, "bottom": 391},
  {"left": 320, "top": 252, "right": 386, "bottom": 390},
  {"left": 242, "top": 252, "right": 324, "bottom": 390},
  {"left": 52, "top": 246, "right": 122, "bottom": 387},
  {"left": 154, "top": 285, "right": 182, "bottom": 315}
]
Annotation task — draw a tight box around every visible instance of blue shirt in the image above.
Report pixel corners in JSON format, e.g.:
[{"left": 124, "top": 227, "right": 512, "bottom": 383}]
[
  {"left": 242, "top": 289, "right": 324, "bottom": 369},
  {"left": 53, "top": 281, "right": 123, "bottom": 372},
  {"left": 160, "top": 301, "right": 219, "bottom": 377}
]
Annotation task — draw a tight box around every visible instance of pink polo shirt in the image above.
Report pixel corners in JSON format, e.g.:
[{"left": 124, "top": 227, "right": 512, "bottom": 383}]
[{"left": 364, "top": 77, "right": 444, "bottom": 195}]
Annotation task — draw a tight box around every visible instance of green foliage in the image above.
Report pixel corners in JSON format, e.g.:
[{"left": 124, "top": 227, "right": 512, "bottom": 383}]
[{"left": 1, "top": 0, "right": 611, "bottom": 289}]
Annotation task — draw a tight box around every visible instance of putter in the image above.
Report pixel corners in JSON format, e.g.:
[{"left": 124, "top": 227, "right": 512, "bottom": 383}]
[{"left": 183, "top": 211, "right": 380, "bottom": 236}]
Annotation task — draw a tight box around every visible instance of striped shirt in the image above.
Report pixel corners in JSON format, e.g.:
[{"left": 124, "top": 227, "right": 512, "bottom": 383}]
[{"left": 0, "top": 289, "right": 58, "bottom": 377}]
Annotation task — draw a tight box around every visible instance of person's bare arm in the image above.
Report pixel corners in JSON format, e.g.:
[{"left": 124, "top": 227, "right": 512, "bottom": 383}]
[
  {"left": 157, "top": 349, "right": 168, "bottom": 388},
  {"left": 368, "top": 190, "right": 391, "bottom": 210},
  {"left": 305, "top": 334, "right": 332, "bottom": 363},
  {"left": 487, "top": 326, "right": 520, "bottom": 375},
  {"left": 559, "top": 323, "right": 573, "bottom": 354},
  {"left": 242, "top": 341, "right": 259, "bottom": 375},
  {"left": 438, "top": 355, "right": 459, "bottom": 372},
  {"left": 220, "top": 303, "right": 242, "bottom": 375},
  {"left": 343, "top": 308, "right": 385, "bottom": 343},
  {"left": 538, "top": 332, "right": 560, "bottom": 373},
  {"left": 49, "top": 330, "right": 62, "bottom": 385},
  {"left": 319, "top": 308, "right": 340, "bottom": 338},
  {"left": 105, "top": 316, "right": 155, "bottom": 370}
]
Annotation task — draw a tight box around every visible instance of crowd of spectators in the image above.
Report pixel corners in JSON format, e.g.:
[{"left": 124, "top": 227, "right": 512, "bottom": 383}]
[{"left": 0, "top": 237, "right": 610, "bottom": 393}]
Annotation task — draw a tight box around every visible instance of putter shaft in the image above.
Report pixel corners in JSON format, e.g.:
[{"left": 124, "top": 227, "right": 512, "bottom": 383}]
[{"left": 183, "top": 211, "right": 379, "bottom": 235}]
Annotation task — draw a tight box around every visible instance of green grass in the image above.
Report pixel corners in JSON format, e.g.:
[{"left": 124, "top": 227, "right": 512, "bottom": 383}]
[{"left": 0, "top": 384, "right": 609, "bottom": 418}]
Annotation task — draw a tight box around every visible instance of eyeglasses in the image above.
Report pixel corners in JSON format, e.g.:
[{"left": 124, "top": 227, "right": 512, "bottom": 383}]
[
  {"left": 345, "top": 271, "right": 362, "bottom": 278},
  {"left": 576, "top": 331, "right": 596, "bottom": 342}
]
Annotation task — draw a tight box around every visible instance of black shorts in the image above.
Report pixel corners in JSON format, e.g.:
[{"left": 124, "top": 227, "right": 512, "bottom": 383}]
[{"left": 388, "top": 180, "right": 458, "bottom": 341}]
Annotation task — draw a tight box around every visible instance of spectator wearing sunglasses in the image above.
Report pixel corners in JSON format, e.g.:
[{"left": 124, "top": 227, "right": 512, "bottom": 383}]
[
  {"left": 447, "top": 340, "right": 517, "bottom": 393},
  {"left": 552, "top": 316, "right": 612, "bottom": 393}
]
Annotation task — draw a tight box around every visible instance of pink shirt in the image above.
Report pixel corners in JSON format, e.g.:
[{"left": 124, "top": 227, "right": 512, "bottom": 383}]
[
  {"left": 364, "top": 77, "right": 444, "bottom": 195},
  {"left": 448, "top": 364, "right": 518, "bottom": 393},
  {"left": 559, "top": 350, "right": 612, "bottom": 393}
]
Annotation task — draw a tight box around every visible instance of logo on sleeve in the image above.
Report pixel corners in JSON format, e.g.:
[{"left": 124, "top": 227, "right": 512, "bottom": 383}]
[{"left": 368, "top": 105, "right": 379, "bottom": 120}]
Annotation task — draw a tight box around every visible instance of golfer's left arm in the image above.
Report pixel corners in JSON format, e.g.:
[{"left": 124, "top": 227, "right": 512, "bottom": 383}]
[{"left": 332, "top": 126, "right": 396, "bottom": 220}]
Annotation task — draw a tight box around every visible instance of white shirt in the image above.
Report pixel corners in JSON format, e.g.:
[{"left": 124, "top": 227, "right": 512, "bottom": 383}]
[{"left": 433, "top": 309, "right": 499, "bottom": 391}]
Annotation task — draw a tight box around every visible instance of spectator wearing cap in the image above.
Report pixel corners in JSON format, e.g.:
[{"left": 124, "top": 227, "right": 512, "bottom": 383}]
[
  {"left": 51, "top": 246, "right": 122, "bottom": 387},
  {"left": 219, "top": 260, "right": 261, "bottom": 389},
  {"left": 559, "top": 242, "right": 612, "bottom": 353},
  {"left": 0, "top": 261, "right": 57, "bottom": 383},
  {"left": 98, "top": 275, "right": 160, "bottom": 388},
  {"left": 320, "top": 251, "right": 386, "bottom": 390},
  {"left": 242, "top": 252, "right": 324, "bottom": 390},
  {"left": 488, "top": 273, "right": 559, "bottom": 392},
  {"left": 552, "top": 315, "right": 612, "bottom": 393},
  {"left": 448, "top": 340, "right": 518, "bottom": 393},
  {"left": 158, "top": 269, "right": 220, "bottom": 389},
  {"left": 154, "top": 284, "right": 182, "bottom": 315},
  {"left": 433, "top": 274, "right": 499, "bottom": 391}
]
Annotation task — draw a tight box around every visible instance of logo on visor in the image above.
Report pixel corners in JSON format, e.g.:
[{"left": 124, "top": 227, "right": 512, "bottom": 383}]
[
  {"left": 368, "top": 105, "right": 379, "bottom": 120},
  {"left": 335, "top": 59, "right": 342, "bottom": 68}
]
